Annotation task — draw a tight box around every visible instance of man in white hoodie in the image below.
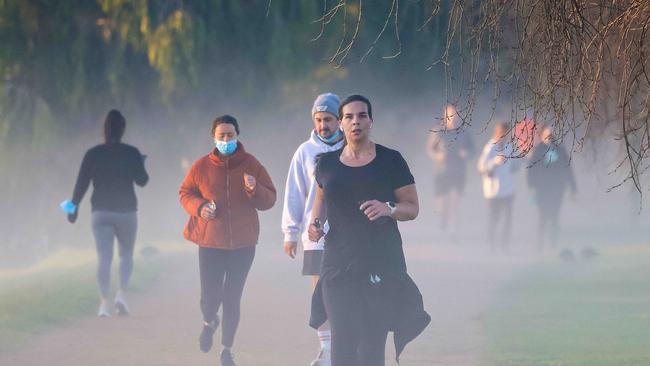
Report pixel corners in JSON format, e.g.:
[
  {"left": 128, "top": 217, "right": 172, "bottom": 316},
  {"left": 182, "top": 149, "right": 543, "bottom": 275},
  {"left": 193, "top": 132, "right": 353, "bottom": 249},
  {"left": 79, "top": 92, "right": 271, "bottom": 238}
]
[
  {"left": 477, "top": 122, "right": 521, "bottom": 252},
  {"left": 282, "top": 93, "right": 345, "bottom": 366}
]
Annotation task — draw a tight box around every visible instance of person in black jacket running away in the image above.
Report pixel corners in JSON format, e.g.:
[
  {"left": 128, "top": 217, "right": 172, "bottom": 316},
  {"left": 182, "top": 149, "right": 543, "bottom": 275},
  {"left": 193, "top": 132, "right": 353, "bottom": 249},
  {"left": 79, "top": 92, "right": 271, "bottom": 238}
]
[
  {"left": 308, "top": 95, "right": 430, "bottom": 366},
  {"left": 64, "top": 110, "right": 149, "bottom": 317},
  {"left": 527, "top": 125, "right": 577, "bottom": 252}
]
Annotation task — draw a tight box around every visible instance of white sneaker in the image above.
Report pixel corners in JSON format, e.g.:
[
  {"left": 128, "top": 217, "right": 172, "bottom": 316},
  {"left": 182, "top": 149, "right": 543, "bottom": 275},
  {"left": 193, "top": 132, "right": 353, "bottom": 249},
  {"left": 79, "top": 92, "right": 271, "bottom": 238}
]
[
  {"left": 114, "top": 292, "right": 130, "bottom": 316},
  {"left": 310, "top": 349, "right": 331, "bottom": 366},
  {"left": 97, "top": 301, "right": 111, "bottom": 317}
]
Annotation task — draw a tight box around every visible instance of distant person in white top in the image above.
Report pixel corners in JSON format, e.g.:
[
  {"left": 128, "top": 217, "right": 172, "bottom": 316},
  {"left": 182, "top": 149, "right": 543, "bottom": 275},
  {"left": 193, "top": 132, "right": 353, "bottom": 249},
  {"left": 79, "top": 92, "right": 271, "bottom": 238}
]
[
  {"left": 282, "top": 93, "right": 345, "bottom": 366},
  {"left": 477, "top": 122, "right": 521, "bottom": 252}
]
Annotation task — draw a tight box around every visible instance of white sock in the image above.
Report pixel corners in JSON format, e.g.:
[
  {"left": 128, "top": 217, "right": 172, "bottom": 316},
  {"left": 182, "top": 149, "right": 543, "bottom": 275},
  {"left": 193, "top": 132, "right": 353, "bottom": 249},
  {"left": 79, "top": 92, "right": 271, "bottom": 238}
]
[{"left": 317, "top": 330, "right": 331, "bottom": 351}]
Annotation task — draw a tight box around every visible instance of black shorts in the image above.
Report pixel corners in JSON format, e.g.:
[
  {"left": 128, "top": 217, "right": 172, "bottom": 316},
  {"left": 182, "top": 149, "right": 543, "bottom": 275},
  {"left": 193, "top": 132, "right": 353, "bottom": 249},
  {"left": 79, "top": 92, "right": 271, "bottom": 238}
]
[
  {"left": 434, "top": 172, "right": 467, "bottom": 197},
  {"left": 302, "top": 250, "right": 324, "bottom": 276}
]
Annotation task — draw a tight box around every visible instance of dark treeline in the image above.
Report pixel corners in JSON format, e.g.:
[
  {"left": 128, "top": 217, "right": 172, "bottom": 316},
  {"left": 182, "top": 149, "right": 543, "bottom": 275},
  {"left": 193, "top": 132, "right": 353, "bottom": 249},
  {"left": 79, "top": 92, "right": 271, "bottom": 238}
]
[
  {"left": 0, "top": 0, "right": 450, "bottom": 142},
  {"left": 0, "top": 1, "right": 454, "bottom": 262}
]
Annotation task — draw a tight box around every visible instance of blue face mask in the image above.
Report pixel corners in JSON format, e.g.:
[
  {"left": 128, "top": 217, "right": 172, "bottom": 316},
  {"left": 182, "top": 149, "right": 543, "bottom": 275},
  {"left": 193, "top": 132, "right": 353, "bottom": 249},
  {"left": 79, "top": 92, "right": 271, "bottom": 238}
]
[
  {"left": 544, "top": 149, "right": 558, "bottom": 165},
  {"left": 318, "top": 128, "right": 341, "bottom": 144},
  {"left": 215, "top": 139, "right": 238, "bottom": 156}
]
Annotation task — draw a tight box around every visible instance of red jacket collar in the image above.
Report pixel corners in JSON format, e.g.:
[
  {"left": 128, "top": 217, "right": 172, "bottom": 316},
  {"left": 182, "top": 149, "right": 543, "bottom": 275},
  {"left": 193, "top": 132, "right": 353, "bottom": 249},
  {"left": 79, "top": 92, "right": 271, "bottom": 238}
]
[{"left": 208, "top": 141, "right": 247, "bottom": 167}]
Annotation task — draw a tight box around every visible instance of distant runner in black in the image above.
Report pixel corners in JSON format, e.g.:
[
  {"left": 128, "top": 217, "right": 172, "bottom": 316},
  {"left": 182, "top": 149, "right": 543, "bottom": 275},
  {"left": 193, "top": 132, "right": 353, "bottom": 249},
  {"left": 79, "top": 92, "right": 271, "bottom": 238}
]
[
  {"left": 527, "top": 125, "right": 577, "bottom": 252},
  {"left": 426, "top": 104, "right": 475, "bottom": 243},
  {"left": 308, "top": 95, "right": 430, "bottom": 366}
]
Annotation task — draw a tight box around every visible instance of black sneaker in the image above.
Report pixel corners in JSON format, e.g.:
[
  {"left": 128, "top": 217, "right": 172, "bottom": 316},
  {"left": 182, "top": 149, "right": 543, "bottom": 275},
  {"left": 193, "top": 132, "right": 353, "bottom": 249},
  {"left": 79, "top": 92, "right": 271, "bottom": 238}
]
[
  {"left": 220, "top": 348, "right": 236, "bottom": 366},
  {"left": 199, "top": 319, "right": 219, "bottom": 353}
]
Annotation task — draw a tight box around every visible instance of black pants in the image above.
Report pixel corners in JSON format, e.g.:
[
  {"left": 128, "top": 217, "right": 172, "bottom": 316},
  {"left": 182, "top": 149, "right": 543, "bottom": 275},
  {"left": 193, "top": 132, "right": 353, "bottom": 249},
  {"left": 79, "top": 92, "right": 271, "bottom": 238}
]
[
  {"left": 321, "top": 277, "right": 389, "bottom": 366},
  {"left": 537, "top": 196, "right": 563, "bottom": 250},
  {"left": 487, "top": 196, "right": 514, "bottom": 251},
  {"left": 198, "top": 246, "right": 255, "bottom": 348}
]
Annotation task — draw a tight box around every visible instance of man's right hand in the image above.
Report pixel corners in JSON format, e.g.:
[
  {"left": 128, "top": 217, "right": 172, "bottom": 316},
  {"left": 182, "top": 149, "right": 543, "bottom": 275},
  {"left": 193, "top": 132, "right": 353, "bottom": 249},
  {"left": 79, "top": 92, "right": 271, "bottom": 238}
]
[
  {"left": 200, "top": 202, "right": 216, "bottom": 220},
  {"left": 308, "top": 223, "right": 325, "bottom": 242},
  {"left": 283, "top": 241, "right": 298, "bottom": 259}
]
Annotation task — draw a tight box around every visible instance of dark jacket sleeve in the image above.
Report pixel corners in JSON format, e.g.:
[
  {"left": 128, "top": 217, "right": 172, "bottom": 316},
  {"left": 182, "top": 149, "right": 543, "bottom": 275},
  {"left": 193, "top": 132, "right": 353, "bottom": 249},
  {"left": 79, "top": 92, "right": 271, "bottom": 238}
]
[
  {"left": 71, "top": 150, "right": 93, "bottom": 206},
  {"left": 526, "top": 145, "right": 544, "bottom": 189},
  {"left": 309, "top": 279, "right": 327, "bottom": 330},
  {"left": 559, "top": 146, "right": 577, "bottom": 192},
  {"left": 245, "top": 157, "right": 277, "bottom": 211},
  {"left": 394, "top": 275, "right": 431, "bottom": 362},
  {"left": 309, "top": 274, "right": 431, "bottom": 363},
  {"left": 568, "top": 166, "right": 577, "bottom": 193},
  {"left": 465, "top": 133, "right": 477, "bottom": 157},
  {"left": 133, "top": 148, "right": 149, "bottom": 187}
]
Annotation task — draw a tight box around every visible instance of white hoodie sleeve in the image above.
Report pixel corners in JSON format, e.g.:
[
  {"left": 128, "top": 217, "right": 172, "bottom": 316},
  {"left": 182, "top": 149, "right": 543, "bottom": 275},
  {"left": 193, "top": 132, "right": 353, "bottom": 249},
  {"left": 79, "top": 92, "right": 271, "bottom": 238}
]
[
  {"left": 281, "top": 148, "right": 308, "bottom": 243},
  {"left": 477, "top": 142, "right": 498, "bottom": 174}
]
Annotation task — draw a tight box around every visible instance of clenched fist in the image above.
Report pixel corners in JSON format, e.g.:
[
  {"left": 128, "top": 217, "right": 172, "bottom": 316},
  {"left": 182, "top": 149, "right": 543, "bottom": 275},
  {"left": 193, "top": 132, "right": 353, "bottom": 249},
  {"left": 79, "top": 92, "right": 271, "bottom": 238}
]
[
  {"left": 200, "top": 201, "right": 216, "bottom": 220},
  {"left": 244, "top": 173, "right": 256, "bottom": 191}
]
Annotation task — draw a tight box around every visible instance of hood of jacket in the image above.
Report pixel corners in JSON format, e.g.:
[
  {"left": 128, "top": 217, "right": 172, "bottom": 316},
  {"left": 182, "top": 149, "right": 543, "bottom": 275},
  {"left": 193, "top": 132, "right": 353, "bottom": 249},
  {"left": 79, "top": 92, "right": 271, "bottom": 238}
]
[{"left": 308, "top": 129, "right": 345, "bottom": 149}]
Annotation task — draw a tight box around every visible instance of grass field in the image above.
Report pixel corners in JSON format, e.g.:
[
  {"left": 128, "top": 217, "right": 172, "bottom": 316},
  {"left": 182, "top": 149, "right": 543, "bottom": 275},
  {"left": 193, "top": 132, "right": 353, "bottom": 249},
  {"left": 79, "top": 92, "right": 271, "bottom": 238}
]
[
  {"left": 483, "top": 245, "right": 650, "bottom": 366},
  {"left": 0, "top": 248, "right": 167, "bottom": 353}
]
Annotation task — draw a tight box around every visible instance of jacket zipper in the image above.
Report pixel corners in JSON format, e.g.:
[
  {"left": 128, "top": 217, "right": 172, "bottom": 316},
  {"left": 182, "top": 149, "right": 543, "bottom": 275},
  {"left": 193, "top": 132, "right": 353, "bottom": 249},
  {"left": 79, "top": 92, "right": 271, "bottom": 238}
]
[{"left": 225, "top": 159, "right": 233, "bottom": 248}]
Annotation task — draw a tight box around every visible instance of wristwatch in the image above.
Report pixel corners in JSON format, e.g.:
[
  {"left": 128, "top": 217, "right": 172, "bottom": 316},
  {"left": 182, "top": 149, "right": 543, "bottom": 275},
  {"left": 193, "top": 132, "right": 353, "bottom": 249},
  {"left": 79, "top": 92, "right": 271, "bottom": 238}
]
[{"left": 386, "top": 201, "right": 397, "bottom": 217}]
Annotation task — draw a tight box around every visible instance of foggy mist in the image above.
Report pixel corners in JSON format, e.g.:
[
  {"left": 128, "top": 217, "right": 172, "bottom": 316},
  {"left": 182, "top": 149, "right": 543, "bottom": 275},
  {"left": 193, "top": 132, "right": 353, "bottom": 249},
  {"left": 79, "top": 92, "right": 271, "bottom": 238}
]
[
  {"left": 2, "top": 89, "right": 648, "bottom": 365},
  {"left": 2, "top": 2, "right": 649, "bottom": 366}
]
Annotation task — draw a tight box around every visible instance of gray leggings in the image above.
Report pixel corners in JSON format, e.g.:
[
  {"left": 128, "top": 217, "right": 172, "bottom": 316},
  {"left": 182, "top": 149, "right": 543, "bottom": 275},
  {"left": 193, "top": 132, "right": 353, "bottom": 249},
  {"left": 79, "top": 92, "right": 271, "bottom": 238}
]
[{"left": 91, "top": 211, "right": 138, "bottom": 298}]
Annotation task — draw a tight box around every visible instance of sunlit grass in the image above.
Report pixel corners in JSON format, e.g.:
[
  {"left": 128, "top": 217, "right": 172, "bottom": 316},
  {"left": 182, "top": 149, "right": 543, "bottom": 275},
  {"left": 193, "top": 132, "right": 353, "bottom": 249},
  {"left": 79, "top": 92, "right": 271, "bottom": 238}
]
[
  {"left": 483, "top": 245, "right": 650, "bottom": 366},
  {"left": 0, "top": 247, "right": 96, "bottom": 282},
  {"left": 0, "top": 248, "right": 169, "bottom": 353}
]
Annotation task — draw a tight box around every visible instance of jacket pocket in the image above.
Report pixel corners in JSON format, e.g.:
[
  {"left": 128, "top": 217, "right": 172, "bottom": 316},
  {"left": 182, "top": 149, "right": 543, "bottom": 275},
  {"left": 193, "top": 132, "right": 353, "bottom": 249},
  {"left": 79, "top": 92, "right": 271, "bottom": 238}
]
[{"left": 184, "top": 215, "right": 207, "bottom": 244}]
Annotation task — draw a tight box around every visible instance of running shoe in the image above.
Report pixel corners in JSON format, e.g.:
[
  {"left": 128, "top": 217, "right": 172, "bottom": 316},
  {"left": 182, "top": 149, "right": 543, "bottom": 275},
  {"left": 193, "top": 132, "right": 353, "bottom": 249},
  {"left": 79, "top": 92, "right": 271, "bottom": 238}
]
[
  {"left": 220, "top": 348, "right": 236, "bottom": 366},
  {"left": 199, "top": 318, "right": 219, "bottom": 353},
  {"left": 97, "top": 301, "right": 110, "bottom": 318},
  {"left": 114, "top": 293, "right": 130, "bottom": 316},
  {"left": 310, "top": 349, "right": 331, "bottom": 366}
]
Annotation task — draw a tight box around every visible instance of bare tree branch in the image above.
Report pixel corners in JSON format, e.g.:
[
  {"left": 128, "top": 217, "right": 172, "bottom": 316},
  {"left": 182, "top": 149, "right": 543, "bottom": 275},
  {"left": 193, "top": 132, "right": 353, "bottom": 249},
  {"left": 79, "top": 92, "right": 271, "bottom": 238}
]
[{"left": 313, "top": 0, "right": 650, "bottom": 191}]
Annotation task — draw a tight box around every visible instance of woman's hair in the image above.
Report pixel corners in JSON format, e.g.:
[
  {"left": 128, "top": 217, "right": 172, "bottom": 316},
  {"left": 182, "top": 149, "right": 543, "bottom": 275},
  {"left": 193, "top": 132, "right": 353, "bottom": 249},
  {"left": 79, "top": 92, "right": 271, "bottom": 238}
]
[
  {"left": 339, "top": 94, "right": 373, "bottom": 119},
  {"left": 211, "top": 115, "right": 240, "bottom": 136},
  {"left": 104, "top": 109, "right": 126, "bottom": 143}
]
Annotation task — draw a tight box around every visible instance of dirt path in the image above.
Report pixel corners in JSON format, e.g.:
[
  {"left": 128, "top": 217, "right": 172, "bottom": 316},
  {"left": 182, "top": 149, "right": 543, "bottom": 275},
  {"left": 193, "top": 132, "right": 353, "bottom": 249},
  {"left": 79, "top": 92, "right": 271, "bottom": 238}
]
[{"left": 0, "top": 244, "right": 530, "bottom": 366}]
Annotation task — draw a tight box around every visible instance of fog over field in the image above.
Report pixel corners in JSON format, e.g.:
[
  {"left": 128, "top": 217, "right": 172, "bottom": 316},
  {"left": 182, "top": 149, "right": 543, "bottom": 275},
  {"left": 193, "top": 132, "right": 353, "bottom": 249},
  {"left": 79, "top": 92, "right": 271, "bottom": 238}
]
[{"left": 1, "top": 2, "right": 649, "bottom": 364}]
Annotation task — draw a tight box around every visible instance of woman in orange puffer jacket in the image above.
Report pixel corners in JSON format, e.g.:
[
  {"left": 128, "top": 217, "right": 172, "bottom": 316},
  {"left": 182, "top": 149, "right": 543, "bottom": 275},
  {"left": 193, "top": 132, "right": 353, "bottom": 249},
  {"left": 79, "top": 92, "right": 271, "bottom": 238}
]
[{"left": 179, "top": 115, "right": 276, "bottom": 366}]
